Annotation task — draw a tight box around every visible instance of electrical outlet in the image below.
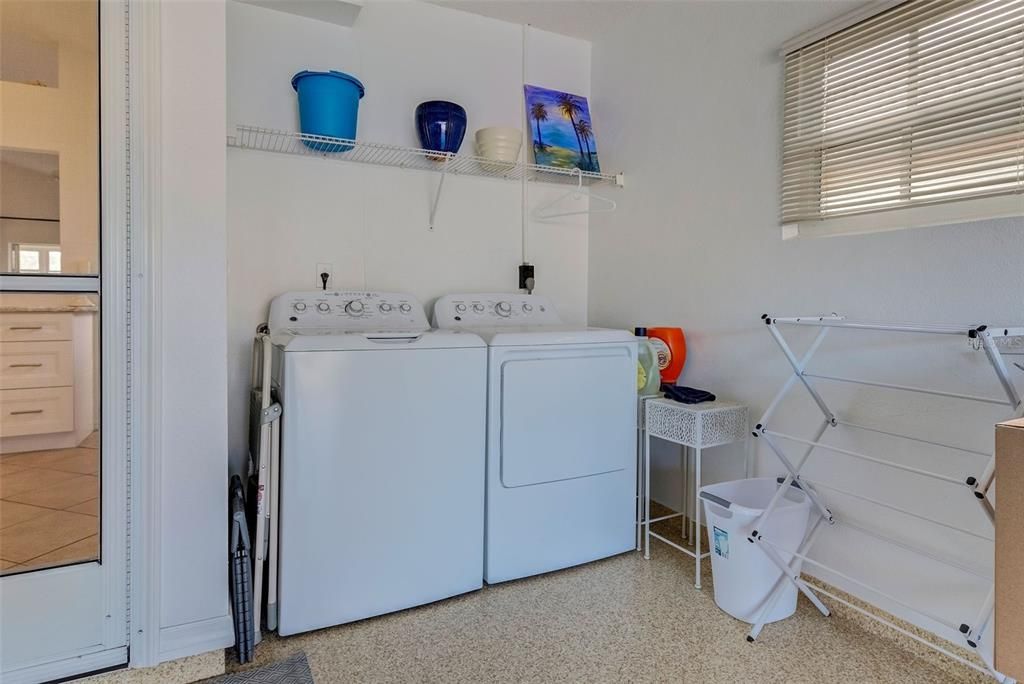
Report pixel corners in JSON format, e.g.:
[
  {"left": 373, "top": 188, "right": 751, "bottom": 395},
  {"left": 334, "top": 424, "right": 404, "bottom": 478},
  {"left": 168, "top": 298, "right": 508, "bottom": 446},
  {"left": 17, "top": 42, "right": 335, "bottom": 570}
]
[
  {"left": 518, "top": 263, "right": 535, "bottom": 291},
  {"left": 315, "top": 263, "right": 333, "bottom": 290}
]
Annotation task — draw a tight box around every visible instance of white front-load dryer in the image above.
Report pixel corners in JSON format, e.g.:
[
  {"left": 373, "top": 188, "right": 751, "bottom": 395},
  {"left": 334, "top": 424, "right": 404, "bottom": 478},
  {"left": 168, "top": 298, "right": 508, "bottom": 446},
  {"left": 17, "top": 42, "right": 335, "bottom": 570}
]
[
  {"left": 270, "top": 290, "right": 486, "bottom": 635},
  {"left": 433, "top": 294, "right": 637, "bottom": 583}
]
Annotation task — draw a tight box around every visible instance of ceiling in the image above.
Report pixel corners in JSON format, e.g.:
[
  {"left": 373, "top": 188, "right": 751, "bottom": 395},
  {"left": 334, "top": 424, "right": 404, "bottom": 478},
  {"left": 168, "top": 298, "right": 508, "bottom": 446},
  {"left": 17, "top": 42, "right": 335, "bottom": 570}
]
[
  {"left": 428, "top": 1, "right": 639, "bottom": 41},
  {"left": 430, "top": 1, "right": 860, "bottom": 43}
]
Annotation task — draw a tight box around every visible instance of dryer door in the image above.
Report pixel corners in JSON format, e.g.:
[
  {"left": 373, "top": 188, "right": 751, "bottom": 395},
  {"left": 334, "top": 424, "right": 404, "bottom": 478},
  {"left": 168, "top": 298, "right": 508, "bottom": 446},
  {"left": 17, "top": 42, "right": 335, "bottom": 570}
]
[{"left": 497, "top": 343, "right": 636, "bottom": 488}]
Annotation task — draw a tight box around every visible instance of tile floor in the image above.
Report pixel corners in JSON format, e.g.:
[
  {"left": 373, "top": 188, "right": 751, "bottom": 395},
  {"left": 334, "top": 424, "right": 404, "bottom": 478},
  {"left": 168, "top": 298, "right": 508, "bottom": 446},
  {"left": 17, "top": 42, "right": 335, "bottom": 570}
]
[
  {"left": 221, "top": 516, "right": 986, "bottom": 684},
  {"left": 0, "top": 432, "right": 100, "bottom": 575}
]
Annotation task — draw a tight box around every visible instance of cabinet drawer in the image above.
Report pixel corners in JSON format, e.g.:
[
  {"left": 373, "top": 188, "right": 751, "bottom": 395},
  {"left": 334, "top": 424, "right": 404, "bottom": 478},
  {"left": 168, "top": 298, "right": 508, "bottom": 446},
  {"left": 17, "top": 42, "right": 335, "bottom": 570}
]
[
  {"left": 0, "top": 341, "right": 73, "bottom": 390},
  {"left": 0, "top": 387, "right": 74, "bottom": 437},
  {"left": 0, "top": 313, "right": 72, "bottom": 342}
]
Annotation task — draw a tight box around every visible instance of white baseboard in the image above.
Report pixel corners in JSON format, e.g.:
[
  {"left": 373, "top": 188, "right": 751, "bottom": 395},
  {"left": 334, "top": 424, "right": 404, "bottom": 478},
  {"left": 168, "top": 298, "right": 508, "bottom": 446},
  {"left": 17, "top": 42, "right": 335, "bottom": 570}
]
[{"left": 159, "top": 615, "right": 234, "bottom": 663}]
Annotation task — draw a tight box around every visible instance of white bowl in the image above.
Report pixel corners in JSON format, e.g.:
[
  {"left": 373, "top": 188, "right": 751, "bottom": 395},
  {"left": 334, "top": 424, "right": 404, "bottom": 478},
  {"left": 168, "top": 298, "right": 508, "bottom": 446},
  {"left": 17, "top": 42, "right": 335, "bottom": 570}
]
[
  {"left": 477, "top": 143, "right": 520, "bottom": 155},
  {"left": 476, "top": 126, "right": 521, "bottom": 142},
  {"left": 477, "top": 138, "right": 522, "bottom": 149},
  {"left": 476, "top": 142, "right": 521, "bottom": 163},
  {"left": 476, "top": 134, "right": 521, "bottom": 145},
  {"left": 478, "top": 140, "right": 521, "bottom": 151}
]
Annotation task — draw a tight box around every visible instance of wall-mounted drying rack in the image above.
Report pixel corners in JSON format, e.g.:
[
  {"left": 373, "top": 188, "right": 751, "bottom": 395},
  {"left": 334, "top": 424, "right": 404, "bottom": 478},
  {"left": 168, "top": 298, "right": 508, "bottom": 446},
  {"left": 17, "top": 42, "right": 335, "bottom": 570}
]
[
  {"left": 226, "top": 125, "right": 625, "bottom": 230},
  {"left": 747, "top": 314, "right": 1023, "bottom": 682}
]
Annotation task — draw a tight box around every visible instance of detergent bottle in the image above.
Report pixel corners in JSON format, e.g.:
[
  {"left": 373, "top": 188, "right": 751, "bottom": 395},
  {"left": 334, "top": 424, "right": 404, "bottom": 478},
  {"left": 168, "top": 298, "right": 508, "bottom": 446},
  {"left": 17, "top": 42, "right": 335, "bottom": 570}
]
[
  {"left": 647, "top": 326, "right": 686, "bottom": 384},
  {"left": 634, "top": 328, "right": 662, "bottom": 396}
]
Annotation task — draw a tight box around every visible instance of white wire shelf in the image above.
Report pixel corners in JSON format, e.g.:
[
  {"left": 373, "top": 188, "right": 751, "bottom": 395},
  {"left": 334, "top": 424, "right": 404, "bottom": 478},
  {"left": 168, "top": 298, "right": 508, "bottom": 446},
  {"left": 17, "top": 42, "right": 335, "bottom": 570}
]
[{"left": 227, "top": 125, "right": 625, "bottom": 187}]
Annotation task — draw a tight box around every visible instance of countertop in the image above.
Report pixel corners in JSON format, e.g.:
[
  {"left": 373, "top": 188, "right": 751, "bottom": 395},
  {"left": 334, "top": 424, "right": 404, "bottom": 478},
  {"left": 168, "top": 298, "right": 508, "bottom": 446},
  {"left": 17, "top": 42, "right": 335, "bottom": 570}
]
[{"left": 0, "top": 295, "right": 98, "bottom": 313}]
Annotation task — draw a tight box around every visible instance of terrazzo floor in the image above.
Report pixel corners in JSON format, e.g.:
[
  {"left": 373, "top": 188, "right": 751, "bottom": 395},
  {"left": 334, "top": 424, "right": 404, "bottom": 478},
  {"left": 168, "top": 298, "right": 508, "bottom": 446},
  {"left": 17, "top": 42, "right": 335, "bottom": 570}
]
[{"left": 222, "top": 530, "right": 986, "bottom": 684}]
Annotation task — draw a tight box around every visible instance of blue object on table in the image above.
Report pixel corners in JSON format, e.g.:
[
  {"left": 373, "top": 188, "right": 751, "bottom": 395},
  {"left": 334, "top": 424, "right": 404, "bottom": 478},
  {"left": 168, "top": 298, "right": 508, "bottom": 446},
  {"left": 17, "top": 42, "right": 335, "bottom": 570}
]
[
  {"left": 291, "top": 70, "right": 365, "bottom": 153},
  {"left": 662, "top": 384, "right": 716, "bottom": 404},
  {"left": 415, "top": 100, "right": 467, "bottom": 155}
]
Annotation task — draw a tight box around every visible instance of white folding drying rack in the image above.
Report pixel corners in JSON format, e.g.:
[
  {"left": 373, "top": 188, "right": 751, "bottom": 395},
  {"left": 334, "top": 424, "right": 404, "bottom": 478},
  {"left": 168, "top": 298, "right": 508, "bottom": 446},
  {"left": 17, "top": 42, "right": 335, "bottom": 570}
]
[
  {"left": 749, "top": 314, "right": 1023, "bottom": 682},
  {"left": 248, "top": 326, "right": 281, "bottom": 644}
]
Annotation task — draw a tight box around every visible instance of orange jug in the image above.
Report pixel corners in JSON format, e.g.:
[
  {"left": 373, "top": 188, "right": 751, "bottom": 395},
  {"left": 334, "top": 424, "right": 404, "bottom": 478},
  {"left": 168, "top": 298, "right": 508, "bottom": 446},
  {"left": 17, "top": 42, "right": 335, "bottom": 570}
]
[{"left": 647, "top": 327, "right": 686, "bottom": 384}]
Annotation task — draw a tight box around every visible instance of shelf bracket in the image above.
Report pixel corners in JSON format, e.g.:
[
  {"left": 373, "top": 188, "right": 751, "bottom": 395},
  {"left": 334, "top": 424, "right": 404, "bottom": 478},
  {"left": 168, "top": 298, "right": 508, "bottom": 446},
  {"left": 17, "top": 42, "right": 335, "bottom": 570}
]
[{"left": 429, "top": 154, "right": 452, "bottom": 231}]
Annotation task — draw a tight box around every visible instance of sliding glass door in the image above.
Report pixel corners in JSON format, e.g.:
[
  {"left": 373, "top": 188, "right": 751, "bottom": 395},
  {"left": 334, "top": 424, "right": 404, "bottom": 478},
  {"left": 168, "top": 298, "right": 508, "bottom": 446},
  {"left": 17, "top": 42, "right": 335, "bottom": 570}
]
[{"left": 0, "top": 1, "right": 128, "bottom": 680}]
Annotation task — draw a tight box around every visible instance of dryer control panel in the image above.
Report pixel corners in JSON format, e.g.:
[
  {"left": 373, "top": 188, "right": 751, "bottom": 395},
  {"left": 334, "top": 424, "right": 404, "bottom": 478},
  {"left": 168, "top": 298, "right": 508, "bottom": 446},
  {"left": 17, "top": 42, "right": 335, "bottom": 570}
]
[
  {"left": 433, "top": 294, "right": 562, "bottom": 328},
  {"left": 269, "top": 291, "right": 429, "bottom": 334}
]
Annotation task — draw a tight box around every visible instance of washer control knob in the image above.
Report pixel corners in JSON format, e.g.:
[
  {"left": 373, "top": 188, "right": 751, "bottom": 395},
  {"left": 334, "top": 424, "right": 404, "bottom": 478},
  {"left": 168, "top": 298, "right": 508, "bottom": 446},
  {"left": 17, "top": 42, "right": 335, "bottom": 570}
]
[
  {"left": 472, "top": 303, "right": 485, "bottom": 313},
  {"left": 496, "top": 301, "right": 512, "bottom": 317},
  {"left": 522, "top": 303, "right": 533, "bottom": 313},
  {"left": 455, "top": 303, "right": 467, "bottom": 313},
  {"left": 399, "top": 303, "right": 412, "bottom": 313},
  {"left": 316, "top": 302, "right": 331, "bottom": 313},
  {"left": 345, "top": 300, "right": 365, "bottom": 315},
  {"left": 294, "top": 302, "right": 307, "bottom": 312},
  {"left": 378, "top": 302, "right": 393, "bottom": 313}
]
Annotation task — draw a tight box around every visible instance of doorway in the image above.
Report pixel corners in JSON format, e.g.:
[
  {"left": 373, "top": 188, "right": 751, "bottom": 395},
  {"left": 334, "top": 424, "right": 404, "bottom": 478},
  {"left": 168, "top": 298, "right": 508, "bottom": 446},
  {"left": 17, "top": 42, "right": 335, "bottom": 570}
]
[{"left": 0, "top": 1, "right": 130, "bottom": 681}]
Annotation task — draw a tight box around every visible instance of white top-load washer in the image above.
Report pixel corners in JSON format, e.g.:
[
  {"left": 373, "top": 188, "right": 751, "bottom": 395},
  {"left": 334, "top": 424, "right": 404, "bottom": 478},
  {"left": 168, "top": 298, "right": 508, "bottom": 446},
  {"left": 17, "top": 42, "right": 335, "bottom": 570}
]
[
  {"left": 433, "top": 294, "right": 637, "bottom": 583},
  {"left": 269, "top": 290, "right": 486, "bottom": 636}
]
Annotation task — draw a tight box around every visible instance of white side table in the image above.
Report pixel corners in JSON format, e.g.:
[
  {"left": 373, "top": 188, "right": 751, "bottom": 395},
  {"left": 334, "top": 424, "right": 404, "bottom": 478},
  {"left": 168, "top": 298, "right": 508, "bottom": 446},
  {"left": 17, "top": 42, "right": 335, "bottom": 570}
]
[
  {"left": 642, "top": 397, "right": 749, "bottom": 589},
  {"left": 635, "top": 395, "right": 659, "bottom": 552}
]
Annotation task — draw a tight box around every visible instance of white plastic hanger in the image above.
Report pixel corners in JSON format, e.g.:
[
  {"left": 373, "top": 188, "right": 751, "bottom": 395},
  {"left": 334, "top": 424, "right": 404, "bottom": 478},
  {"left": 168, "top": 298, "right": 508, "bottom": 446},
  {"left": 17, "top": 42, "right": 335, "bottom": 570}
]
[{"left": 531, "top": 168, "right": 617, "bottom": 220}]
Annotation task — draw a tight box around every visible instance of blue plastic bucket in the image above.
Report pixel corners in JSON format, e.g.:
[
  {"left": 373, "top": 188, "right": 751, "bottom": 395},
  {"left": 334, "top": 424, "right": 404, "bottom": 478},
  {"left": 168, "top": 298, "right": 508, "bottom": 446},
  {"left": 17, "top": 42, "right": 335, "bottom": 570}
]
[{"left": 291, "top": 70, "right": 365, "bottom": 152}]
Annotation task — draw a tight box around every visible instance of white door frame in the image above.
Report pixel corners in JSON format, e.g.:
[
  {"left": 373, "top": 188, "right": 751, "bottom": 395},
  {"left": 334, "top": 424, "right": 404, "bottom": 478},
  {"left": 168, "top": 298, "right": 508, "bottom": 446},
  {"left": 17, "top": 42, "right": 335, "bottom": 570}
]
[
  {"left": 0, "top": 1, "right": 174, "bottom": 675},
  {"left": 0, "top": 1, "right": 132, "bottom": 681},
  {"left": 125, "top": 0, "right": 164, "bottom": 669}
]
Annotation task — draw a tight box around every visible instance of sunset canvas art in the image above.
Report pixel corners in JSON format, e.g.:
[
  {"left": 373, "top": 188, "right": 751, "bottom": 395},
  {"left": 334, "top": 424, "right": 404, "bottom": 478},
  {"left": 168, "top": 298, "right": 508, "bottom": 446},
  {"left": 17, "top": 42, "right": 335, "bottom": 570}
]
[{"left": 524, "top": 84, "right": 600, "bottom": 173}]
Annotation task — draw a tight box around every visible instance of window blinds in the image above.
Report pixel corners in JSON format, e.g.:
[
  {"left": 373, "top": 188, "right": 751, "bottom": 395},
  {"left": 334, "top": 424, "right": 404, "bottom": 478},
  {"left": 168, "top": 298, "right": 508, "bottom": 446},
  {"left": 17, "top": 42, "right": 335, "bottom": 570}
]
[{"left": 781, "top": 0, "right": 1024, "bottom": 237}]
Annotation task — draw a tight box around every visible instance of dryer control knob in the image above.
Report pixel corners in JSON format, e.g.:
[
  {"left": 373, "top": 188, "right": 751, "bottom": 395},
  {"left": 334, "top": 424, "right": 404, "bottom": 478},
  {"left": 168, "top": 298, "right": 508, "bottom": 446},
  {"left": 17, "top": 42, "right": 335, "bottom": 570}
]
[
  {"left": 496, "top": 301, "right": 512, "bottom": 317},
  {"left": 378, "top": 302, "right": 393, "bottom": 313},
  {"left": 399, "top": 303, "right": 413, "bottom": 313},
  {"left": 455, "top": 303, "right": 467, "bottom": 313},
  {"left": 316, "top": 302, "right": 331, "bottom": 313},
  {"left": 345, "top": 300, "right": 365, "bottom": 315},
  {"left": 522, "top": 303, "right": 533, "bottom": 312},
  {"left": 472, "top": 303, "right": 485, "bottom": 313},
  {"left": 294, "top": 302, "right": 307, "bottom": 312}
]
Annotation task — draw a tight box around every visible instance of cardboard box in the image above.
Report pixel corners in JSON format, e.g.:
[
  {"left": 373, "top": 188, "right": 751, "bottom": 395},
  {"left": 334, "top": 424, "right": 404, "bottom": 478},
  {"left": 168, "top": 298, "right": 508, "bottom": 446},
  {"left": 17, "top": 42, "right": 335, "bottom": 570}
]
[{"left": 996, "top": 417, "right": 1024, "bottom": 680}]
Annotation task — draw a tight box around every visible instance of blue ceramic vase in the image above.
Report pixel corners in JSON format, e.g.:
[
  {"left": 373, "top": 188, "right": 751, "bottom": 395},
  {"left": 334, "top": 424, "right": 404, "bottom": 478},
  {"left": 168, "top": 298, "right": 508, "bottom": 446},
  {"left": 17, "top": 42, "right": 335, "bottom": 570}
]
[{"left": 415, "top": 101, "right": 467, "bottom": 156}]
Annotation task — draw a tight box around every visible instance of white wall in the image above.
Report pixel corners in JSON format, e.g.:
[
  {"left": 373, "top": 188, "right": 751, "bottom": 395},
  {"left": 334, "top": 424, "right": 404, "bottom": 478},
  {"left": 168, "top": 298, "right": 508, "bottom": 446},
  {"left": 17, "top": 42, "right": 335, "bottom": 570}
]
[
  {"left": 588, "top": 1, "right": 1024, "bottom": 645},
  {"left": 156, "top": 0, "right": 233, "bottom": 661},
  {"left": 226, "top": 0, "right": 593, "bottom": 474}
]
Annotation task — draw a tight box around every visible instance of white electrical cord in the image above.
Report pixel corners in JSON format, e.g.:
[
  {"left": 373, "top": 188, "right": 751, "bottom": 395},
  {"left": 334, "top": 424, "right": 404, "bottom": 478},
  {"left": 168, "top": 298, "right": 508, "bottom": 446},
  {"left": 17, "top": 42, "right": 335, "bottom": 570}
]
[{"left": 520, "top": 23, "right": 529, "bottom": 269}]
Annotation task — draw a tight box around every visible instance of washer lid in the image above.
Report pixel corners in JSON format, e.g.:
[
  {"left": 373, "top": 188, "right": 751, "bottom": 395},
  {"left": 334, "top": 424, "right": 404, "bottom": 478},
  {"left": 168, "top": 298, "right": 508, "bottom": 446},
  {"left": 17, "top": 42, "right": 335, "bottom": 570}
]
[
  {"left": 273, "top": 329, "right": 485, "bottom": 352},
  {"left": 472, "top": 325, "right": 635, "bottom": 347}
]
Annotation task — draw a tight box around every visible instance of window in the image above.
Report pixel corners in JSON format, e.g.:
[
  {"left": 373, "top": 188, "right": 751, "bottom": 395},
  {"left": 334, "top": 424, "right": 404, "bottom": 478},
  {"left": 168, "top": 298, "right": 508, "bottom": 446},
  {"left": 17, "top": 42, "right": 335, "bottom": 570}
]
[
  {"left": 10, "top": 243, "right": 62, "bottom": 273},
  {"left": 781, "top": 0, "right": 1024, "bottom": 237}
]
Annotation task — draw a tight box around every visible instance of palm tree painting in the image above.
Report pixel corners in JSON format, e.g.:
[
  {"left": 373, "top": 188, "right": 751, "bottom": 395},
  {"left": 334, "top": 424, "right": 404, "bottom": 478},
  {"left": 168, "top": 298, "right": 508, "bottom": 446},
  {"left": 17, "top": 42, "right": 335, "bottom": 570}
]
[
  {"left": 556, "top": 92, "right": 588, "bottom": 162},
  {"left": 575, "top": 119, "right": 594, "bottom": 167},
  {"left": 530, "top": 102, "right": 548, "bottom": 152},
  {"left": 523, "top": 84, "right": 600, "bottom": 172}
]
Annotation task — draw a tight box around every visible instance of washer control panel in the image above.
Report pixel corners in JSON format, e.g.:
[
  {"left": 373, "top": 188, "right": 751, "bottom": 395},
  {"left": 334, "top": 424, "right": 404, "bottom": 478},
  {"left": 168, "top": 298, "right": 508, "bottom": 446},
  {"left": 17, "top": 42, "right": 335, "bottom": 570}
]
[
  {"left": 269, "top": 291, "right": 428, "bottom": 334},
  {"left": 433, "top": 293, "right": 562, "bottom": 328}
]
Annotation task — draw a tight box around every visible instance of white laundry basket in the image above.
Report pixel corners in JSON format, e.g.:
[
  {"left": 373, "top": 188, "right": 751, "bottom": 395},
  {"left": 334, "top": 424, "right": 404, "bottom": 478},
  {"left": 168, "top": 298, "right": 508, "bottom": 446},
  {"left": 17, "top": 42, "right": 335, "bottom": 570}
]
[{"left": 699, "top": 478, "right": 811, "bottom": 624}]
